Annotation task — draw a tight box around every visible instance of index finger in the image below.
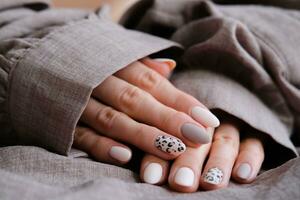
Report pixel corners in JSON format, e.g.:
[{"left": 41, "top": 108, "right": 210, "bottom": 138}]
[{"left": 114, "top": 61, "right": 220, "bottom": 128}]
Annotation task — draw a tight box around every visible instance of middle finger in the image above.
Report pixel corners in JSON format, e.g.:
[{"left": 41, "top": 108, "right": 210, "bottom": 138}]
[{"left": 92, "top": 75, "right": 210, "bottom": 146}]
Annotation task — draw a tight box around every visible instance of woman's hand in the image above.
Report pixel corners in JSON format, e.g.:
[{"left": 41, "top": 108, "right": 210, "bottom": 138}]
[
  {"left": 73, "top": 58, "right": 220, "bottom": 165},
  {"left": 140, "top": 121, "right": 265, "bottom": 192}
]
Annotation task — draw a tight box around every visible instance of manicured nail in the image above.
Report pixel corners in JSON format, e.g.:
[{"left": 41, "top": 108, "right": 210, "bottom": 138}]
[
  {"left": 203, "top": 167, "right": 224, "bottom": 185},
  {"left": 109, "top": 146, "right": 132, "bottom": 162},
  {"left": 153, "top": 58, "right": 176, "bottom": 71},
  {"left": 191, "top": 106, "right": 220, "bottom": 128},
  {"left": 155, "top": 135, "right": 186, "bottom": 155},
  {"left": 143, "top": 163, "right": 163, "bottom": 184},
  {"left": 181, "top": 123, "right": 211, "bottom": 144},
  {"left": 174, "top": 167, "right": 194, "bottom": 187},
  {"left": 236, "top": 163, "right": 252, "bottom": 179}
]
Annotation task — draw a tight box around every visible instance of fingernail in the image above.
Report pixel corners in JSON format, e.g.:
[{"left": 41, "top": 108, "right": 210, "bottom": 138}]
[
  {"left": 174, "top": 167, "right": 194, "bottom": 187},
  {"left": 203, "top": 167, "right": 224, "bottom": 185},
  {"left": 236, "top": 163, "right": 252, "bottom": 180},
  {"left": 143, "top": 163, "right": 163, "bottom": 184},
  {"left": 191, "top": 106, "right": 220, "bottom": 128},
  {"left": 155, "top": 135, "right": 186, "bottom": 155},
  {"left": 109, "top": 146, "right": 132, "bottom": 162},
  {"left": 153, "top": 58, "right": 176, "bottom": 71},
  {"left": 181, "top": 123, "right": 211, "bottom": 144}
]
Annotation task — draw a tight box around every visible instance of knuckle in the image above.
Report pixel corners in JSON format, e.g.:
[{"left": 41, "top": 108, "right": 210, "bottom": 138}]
[
  {"left": 118, "top": 86, "right": 144, "bottom": 112},
  {"left": 213, "top": 133, "right": 239, "bottom": 154},
  {"left": 96, "top": 107, "right": 119, "bottom": 131},
  {"left": 138, "top": 69, "right": 162, "bottom": 91},
  {"left": 132, "top": 124, "right": 148, "bottom": 146},
  {"left": 214, "top": 132, "right": 238, "bottom": 146},
  {"left": 161, "top": 110, "right": 185, "bottom": 128},
  {"left": 74, "top": 127, "right": 93, "bottom": 145},
  {"left": 90, "top": 136, "right": 104, "bottom": 154}
]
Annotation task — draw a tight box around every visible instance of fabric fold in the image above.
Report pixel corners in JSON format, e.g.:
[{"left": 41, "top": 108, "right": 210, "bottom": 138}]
[
  {"left": 121, "top": 0, "right": 300, "bottom": 165},
  {"left": 6, "top": 13, "right": 178, "bottom": 155}
]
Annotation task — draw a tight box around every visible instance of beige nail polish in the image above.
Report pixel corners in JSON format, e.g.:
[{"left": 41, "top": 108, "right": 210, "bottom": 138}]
[
  {"left": 191, "top": 106, "right": 220, "bottom": 128},
  {"left": 109, "top": 146, "right": 132, "bottom": 162},
  {"left": 237, "top": 163, "right": 252, "bottom": 179}
]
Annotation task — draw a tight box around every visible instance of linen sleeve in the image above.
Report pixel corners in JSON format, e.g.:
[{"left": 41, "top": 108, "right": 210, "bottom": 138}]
[{"left": 0, "top": 0, "right": 179, "bottom": 155}]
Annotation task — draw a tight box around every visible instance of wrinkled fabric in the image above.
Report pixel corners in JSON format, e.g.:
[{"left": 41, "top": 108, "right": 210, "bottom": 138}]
[
  {"left": 121, "top": 0, "right": 300, "bottom": 166},
  {"left": 1, "top": 0, "right": 300, "bottom": 199},
  {"left": 0, "top": 1, "right": 178, "bottom": 154}
]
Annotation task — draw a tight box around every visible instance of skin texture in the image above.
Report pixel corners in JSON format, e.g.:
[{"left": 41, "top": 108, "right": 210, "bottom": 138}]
[{"left": 73, "top": 58, "right": 265, "bottom": 192}]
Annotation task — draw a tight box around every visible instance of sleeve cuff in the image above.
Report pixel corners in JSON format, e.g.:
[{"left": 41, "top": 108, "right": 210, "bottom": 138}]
[{"left": 9, "top": 14, "right": 180, "bottom": 155}]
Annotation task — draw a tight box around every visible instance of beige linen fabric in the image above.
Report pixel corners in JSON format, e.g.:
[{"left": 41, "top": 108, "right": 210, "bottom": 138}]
[
  {"left": 121, "top": 0, "right": 300, "bottom": 166},
  {"left": 0, "top": 0, "right": 300, "bottom": 199}
]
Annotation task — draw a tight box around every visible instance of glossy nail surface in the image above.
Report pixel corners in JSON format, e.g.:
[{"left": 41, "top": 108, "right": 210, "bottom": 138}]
[
  {"left": 181, "top": 123, "right": 211, "bottom": 144},
  {"left": 109, "top": 146, "right": 132, "bottom": 162},
  {"left": 191, "top": 106, "right": 220, "bottom": 128},
  {"left": 237, "top": 163, "right": 252, "bottom": 179},
  {"left": 203, "top": 167, "right": 223, "bottom": 185},
  {"left": 174, "top": 167, "right": 194, "bottom": 187},
  {"left": 143, "top": 163, "right": 163, "bottom": 184},
  {"left": 155, "top": 135, "right": 186, "bottom": 155}
]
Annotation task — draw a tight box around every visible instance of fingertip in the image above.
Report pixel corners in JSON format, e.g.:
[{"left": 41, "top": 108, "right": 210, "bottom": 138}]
[
  {"left": 232, "top": 137, "right": 265, "bottom": 184},
  {"left": 141, "top": 57, "right": 176, "bottom": 78},
  {"left": 109, "top": 146, "right": 132, "bottom": 164},
  {"left": 140, "top": 154, "right": 169, "bottom": 185},
  {"left": 152, "top": 58, "right": 176, "bottom": 71}
]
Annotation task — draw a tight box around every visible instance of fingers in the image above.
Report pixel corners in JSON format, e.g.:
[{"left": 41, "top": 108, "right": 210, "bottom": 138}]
[
  {"left": 80, "top": 98, "right": 186, "bottom": 160},
  {"left": 167, "top": 127, "right": 214, "bottom": 193},
  {"left": 232, "top": 137, "right": 264, "bottom": 183},
  {"left": 114, "top": 60, "right": 220, "bottom": 128},
  {"left": 140, "top": 154, "right": 170, "bottom": 185},
  {"left": 141, "top": 58, "right": 176, "bottom": 78},
  {"left": 200, "top": 122, "right": 240, "bottom": 190},
  {"left": 73, "top": 126, "right": 132, "bottom": 165},
  {"left": 92, "top": 75, "right": 211, "bottom": 146}
]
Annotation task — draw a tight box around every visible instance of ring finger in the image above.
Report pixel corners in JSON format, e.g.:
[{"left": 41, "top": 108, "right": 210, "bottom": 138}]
[
  {"left": 80, "top": 98, "right": 186, "bottom": 160},
  {"left": 200, "top": 122, "right": 240, "bottom": 190}
]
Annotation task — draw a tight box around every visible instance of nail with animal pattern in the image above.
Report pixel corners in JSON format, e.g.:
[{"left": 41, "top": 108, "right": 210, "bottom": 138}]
[
  {"left": 203, "top": 167, "right": 224, "bottom": 185},
  {"left": 154, "top": 135, "right": 186, "bottom": 156}
]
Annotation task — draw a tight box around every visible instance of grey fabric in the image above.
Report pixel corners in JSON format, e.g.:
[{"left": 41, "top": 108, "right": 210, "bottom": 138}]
[
  {"left": 0, "top": 1, "right": 178, "bottom": 154},
  {"left": 0, "top": 146, "right": 300, "bottom": 200},
  {"left": 1, "top": 0, "right": 300, "bottom": 199},
  {"left": 121, "top": 0, "right": 300, "bottom": 166}
]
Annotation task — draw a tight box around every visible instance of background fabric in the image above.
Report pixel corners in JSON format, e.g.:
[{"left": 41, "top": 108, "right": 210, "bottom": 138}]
[
  {"left": 121, "top": 0, "right": 300, "bottom": 167},
  {"left": 1, "top": 0, "right": 300, "bottom": 199}
]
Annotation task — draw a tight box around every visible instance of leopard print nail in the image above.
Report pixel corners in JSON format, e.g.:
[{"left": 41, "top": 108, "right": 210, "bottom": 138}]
[
  {"left": 155, "top": 136, "right": 186, "bottom": 155},
  {"left": 203, "top": 167, "right": 223, "bottom": 185}
]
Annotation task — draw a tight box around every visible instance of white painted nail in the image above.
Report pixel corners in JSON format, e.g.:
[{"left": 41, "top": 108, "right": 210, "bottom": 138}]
[
  {"left": 143, "top": 163, "right": 163, "bottom": 184},
  {"left": 174, "top": 167, "right": 194, "bottom": 187},
  {"left": 109, "top": 146, "right": 132, "bottom": 162},
  {"left": 203, "top": 167, "right": 223, "bottom": 185},
  {"left": 191, "top": 106, "right": 220, "bottom": 128},
  {"left": 153, "top": 58, "right": 176, "bottom": 70},
  {"left": 237, "top": 163, "right": 252, "bottom": 179}
]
